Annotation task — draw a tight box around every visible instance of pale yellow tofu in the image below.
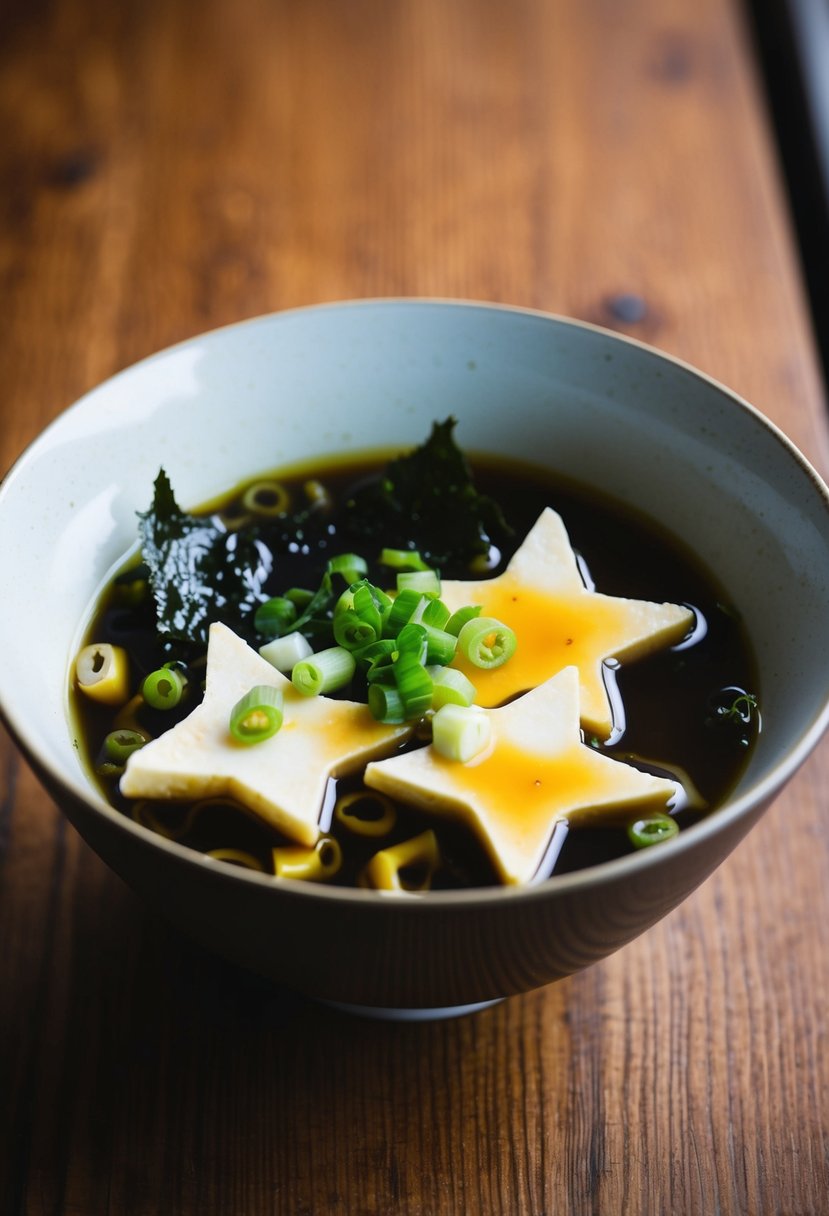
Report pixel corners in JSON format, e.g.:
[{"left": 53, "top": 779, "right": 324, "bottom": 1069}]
[
  {"left": 121, "top": 622, "right": 413, "bottom": 845},
  {"left": 440, "top": 508, "right": 694, "bottom": 737},
  {"left": 365, "top": 666, "right": 677, "bottom": 886}
]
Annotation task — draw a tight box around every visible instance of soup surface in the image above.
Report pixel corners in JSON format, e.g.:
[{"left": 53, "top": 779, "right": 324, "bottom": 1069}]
[{"left": 72, "top": 426, "right": 759, "bottom": 889}]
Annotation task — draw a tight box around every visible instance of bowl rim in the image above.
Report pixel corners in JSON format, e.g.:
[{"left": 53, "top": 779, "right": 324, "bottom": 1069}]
[{"left": 2, "top": 296, "right": 829, "bottom": 909}]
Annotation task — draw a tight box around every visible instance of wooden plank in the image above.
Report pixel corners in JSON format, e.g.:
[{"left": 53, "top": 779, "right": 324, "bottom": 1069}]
[{"left": 1, "top": 0, "right": 827, "bottom": 1212}]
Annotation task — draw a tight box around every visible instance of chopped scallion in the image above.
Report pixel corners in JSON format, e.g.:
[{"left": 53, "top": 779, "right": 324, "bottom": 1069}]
[
  {"left": 254, "top": 596, "right": 298, "bottom": 639},
  {"left": 241, "top": 480, "right": 290, "bottom": 517},
  {"left": 446, "top": 604, "right": 482, "bottom": 637},
  {"left": 292, "top": 646, "right": 356, "bottom": 696},
  {"left": 397, "top": 569, "right": 441, "bottom": 598},
  {"left": 368, "top": 683, "right": 406, "bottom": 724},
  {"left": 432, "top": 704, "right": 492, "bottom": 763},
  {"left": 328, "top": 552, "right": 368, "bottom": 583},
  {"left": 457, "top": 616, "right": 517, "bottom": 669},
  {"left": 421, "top": 623, "right": 457, "bottom": 666},
  {"left": 259, "top": 630, "right": 314, "bottom": 673},
  {"left": 427, "top": 666, "right": 476, "bottom": 709},
  {"left": 626, "top": 813, "right": 679, "bottom": 849},
  {"left": 229, "top": 685, "right": 284, "bottom": 745},
  {"left": 379, "top": 547, "right": 430, "bottom": 572},
  {"left": 384, "top": 589, "right": 426, "bottom": 635},
  {"left": 421, "top": 597, "right": 450, "bottom": 630},
  {"left": 392, "top": 652, "right": 434, "bottom": 719},
  {"left": 103, "top": 728, "right": 147, "bottom": 765},
  {"left": 142, "top": 665, "right": 187, "bottom": 710}
]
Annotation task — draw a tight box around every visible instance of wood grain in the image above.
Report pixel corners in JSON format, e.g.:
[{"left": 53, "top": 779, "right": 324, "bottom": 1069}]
[{"left": 1, "top": 0, "right": 827, "bottom": 1212}]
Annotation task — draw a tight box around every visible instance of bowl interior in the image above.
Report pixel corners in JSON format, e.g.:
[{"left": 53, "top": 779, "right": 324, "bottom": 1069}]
[{"left": 2, "top": 300, "right": 828, "bottom": 835}]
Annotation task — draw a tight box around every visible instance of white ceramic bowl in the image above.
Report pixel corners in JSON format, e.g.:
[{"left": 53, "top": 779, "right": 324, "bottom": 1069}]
[{"left": 2, "top": 300, "right": 828, "bottom": 1017}]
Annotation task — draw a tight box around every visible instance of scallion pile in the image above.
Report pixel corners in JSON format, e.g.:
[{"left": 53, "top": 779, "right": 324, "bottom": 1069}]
[{"left": 254, "top": 551, "right": 517, "bottom": 724}]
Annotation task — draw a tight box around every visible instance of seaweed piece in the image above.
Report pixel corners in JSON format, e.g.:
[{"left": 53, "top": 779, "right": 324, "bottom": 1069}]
[
  {"left": 340, "top": 417, "right": 511, "bottom": 568},
  {"left": 139, "top": 470, "right": 272, "bottom": 652}
]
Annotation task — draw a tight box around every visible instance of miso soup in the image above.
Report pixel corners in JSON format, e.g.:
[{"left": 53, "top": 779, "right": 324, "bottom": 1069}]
[{"left": 71, "top": 431, "right": 759, "bottom": 890}]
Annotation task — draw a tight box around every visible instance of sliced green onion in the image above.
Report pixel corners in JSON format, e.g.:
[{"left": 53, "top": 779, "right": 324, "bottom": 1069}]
[
  {"left": 446, "top": 604, "right": 483, "bottom": 637},
  {"left": 285, "top": 586, "right": 315, "bottom": 610},
  {"left": 327, "top": 552, "right": 368, "bottom": 583},
  {"left": 254, "top": 596, "right": 297, "bottom": 639},
  {"left": 432, "top": 704, "right": 492, "bottom": 762},
  {"left": 241, "top": 480, "right": 290, "bottom": 517},
  {"left": 392, "top": 653, "right": 434, "bottom": 719},
  {"left": 142, "top": 665, "right": 187, "bottom": 710},
  {"left": 368, "top": 683, "right": 406, "bottom": 723},
  {"left": 229, "top": 685, "right": 284, "bottom": 745},
  {"left": 259, "top": 631, "right": 313, "bottom": 674},
  {"left": 395, "top": 622, "right": 428, "bottom": 662},
  {"left": 421, "top": 624, "right": 457, "bottom": 666},
  {"left": 75, "top": 643, "right": 130, "bottom": 706},
  {"left": 379, "top": 547, "right": 430, "bottom": 572},
  {"left": 626, "top": 813, "right": 679, "bottom": 849},
  {"left": 333, "top": 610, "right": 378, "bottom": 650},
  {"left": 427, "top": 666, "right": 476, "bottom": 709},
  {"left": 384, "top": 589, "right": 426, "bottom": 635},
  {"left": 333, "top": 580, "right": 386, "bottom": 649},
  {"left": 457, "top": 616, "right": 517, "bottom": 669},
  {"left": 103, "top": 728, "right": 147, "bottom": 764},
  {"left": 397, "top": 569, "right": 440, "bottom": 598},
  {"left": 421, "top": 597, "right": 450, "bottom": 630},
  {"left": 292, "top": 646, "right": 356, "bottom": 696}
]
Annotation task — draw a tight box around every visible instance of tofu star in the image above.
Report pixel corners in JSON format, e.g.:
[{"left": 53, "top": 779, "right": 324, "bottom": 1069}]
[
  {"left": 121, "top": 622, "right": 413, "bottom": 845},
  {"left": 441, "top": 507, "right": 694, "bottom": 737},
  {"left": 364, "top": 667, "right": 677, "bottom": 886}
]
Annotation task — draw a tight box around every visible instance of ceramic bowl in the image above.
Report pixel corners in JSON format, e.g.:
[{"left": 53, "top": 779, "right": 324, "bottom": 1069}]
[{"left": 2, "top": 300, "right": 828, "bottom": 1018}]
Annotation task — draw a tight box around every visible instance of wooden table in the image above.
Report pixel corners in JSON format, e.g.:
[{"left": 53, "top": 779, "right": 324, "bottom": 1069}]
[{"left": 2, "top": 1, "right": 827, "bottom": 1211}]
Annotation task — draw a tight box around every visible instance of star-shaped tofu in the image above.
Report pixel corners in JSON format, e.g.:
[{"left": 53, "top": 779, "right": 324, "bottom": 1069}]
[
  {"left": 365, "top": 666, "right": 677, "bottom": 886},
  {"left": 121, "top": 622, "right": 413, "bottom": 845},
  {"left": 440, "top": 508, "right": 694, "bottom": 737}
]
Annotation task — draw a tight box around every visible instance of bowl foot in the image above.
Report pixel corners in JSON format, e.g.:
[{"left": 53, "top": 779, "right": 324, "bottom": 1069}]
[{"left": 321, "top": 997, "right": 504, "bottom": 1021}]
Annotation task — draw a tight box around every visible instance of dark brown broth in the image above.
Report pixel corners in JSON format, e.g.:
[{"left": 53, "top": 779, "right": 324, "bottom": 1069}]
[{"left": 73, "top": 455, "right": 758, "bottom": 888}]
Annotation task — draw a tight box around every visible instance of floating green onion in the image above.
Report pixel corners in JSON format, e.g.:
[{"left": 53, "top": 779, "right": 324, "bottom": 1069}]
[
  {"left": 384, "top": 589, "right": 426, "bottom": 635},
  {"left": 254, "top": 596, "right": 297, "bottom": 639},
  {"left": 259, "top": 630, "right": 313, "bottom": 674},
  {"left": 285, "top": 586, "right": 315, "bottom": 610},
  {"left": 229, "top": 685, "right": 284, "bottom": 745},
  {"left": 432, "top": 703, "right": 492, "bottom": 762},
  {"left": 142, "top": 665, "right": 187, "bottom": 709},
  {"left": 397, "top": 569, "right": 441, "bottom": 597},
  {"left": 327, "top": 552, "right": 368, "bottom": 584},
  {"left": 626, "top": 813, "right": 680, "bottom": 849},
  {"left": 421, "top": 597, "right": 450, "bottom": 630},
  {"left": 379, "top": 547, "right": 430, "bottom": 572},
  {"left": 392, "top": 652, "right": 434, "bottom": 719},
  {"left": 395, "top": 622, "right": 428, "bottom": 662},
  {"left": 241, "top": 480, "right": 290, "bottom": 517},
  {"left": 446, "top": 604, "right": 482, "bottom": 637},
  {"left": 368, "top": 683, "right": 406, "bottom": 723},
  {"left": 103, "top": 728, "right": 147, "bottom": 765},
  {"left": 421, "top": 623, "right": 457, "bottom": 666},
  {"left": 457, "top": 616, "right": 517, "bottom": 669},
  {"left": 292, "top": 646, "right": 356, "bottom": 696},
  {"left": 427, "top": 666, "right": 476, "bottom": 709}
]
